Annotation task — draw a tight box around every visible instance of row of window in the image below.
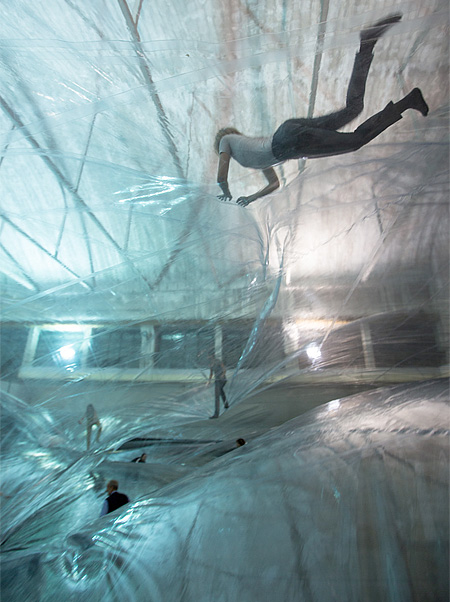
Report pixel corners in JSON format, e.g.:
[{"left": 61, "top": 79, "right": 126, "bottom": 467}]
[
  {"left": 0, "top": 321, "right": 286, "bottom": 376},
  {"left": 297, "top": 311, "right": 445, "bottom": 370},
  {"left": 0, "top": 312, "right": 444, "bottom": 380}
]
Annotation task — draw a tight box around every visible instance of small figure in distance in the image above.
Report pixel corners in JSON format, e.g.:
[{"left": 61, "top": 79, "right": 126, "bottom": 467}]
[
  {"left": 99, "top": 479, "right": 129, "bottom": 517},
  {"left": 208, "top": 353, "right": 229, "bottom": 419},
  {"left": 78, "top": 403, "right": 102, "bottom": 451},
  {"left": 215, "top": 13, "right": 429, "bottom": 207},
  {"left": 131, "top": 453, "right": 147, "bottom": 463},
  {"left": 236, "top": 438, "right": 246, "bottom": 447}
]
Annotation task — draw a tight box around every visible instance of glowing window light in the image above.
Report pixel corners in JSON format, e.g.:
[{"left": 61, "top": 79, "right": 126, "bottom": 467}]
[
  {"left": 44, "top": 324, "right": 85, "bottom": 333},
  {"left": 59, "top": 345, "right": 76, "bottom": 361},
  {"left": 306, "top": 343, "right": 321, "bottom": 360}
]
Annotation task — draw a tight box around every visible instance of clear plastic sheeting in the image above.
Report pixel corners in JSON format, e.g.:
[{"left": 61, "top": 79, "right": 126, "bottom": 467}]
[
  {"left": 0, "top": 0, "right": 449, "bottom": 600},
  {"left": 1, "top": 380, "right": 448, "bottom": 601}
]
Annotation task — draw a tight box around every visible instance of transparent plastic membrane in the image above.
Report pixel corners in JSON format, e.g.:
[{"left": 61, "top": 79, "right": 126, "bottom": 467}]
[{"left": 0, "top": 1, "right": 448, "bottom": 601}]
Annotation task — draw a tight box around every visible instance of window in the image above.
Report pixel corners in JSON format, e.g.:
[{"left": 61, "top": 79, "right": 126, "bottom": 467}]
[
  {"left": 29, "top": 324, "right": 143, "bottom": 373},
  {"left": 223, "top": 320, "right": 285, "bottom": 368},
  {"left": 222, "top": 321, "right": 253, "bottom": 368},
  {"left": 298, "top": 321, "right": 365, "bottom": 370},
  {"left": 0, "top": 324, "right": 29, "bottom": 377},
  {"left": 155, "top": 324, "right": 215, "bottom": 369},
  {"left": 87, "top": 327, "right": 142, "bottom": 369},
  {"left": 33, "top": 328, "right": 87, "bottom": 370},
  {"left": 297, "top": 311, "right": 445, "bottom": 370},
  {"left": 370, "top": 311, "right": 445, "bottom": 368}
]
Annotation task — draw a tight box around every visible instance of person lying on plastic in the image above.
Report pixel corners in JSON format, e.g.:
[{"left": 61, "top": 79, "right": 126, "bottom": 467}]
[
  {"left": 131, "top": 453, "right": 147, "bottom": 463},
  {"left": 215, "top": 14, "right": 429, "bottom": 207}
]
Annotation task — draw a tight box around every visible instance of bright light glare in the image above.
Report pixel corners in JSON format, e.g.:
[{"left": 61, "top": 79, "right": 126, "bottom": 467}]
[
  {"left": 328, "top": 399, "right": 341, "bottom": 412},
  {"left": 306, "top": 343, "right": 321, "bottom": 360},
  {"left": 43, "top": 324, "right": 85, "bottom": 332},
  {"left": 59, "top": 345, "right": 76, "bottom": 361}
]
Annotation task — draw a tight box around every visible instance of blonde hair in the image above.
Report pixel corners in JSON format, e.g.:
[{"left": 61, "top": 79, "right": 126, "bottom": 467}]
[{"left": 214, "top": 127, "right": 242, "bottom": 154}]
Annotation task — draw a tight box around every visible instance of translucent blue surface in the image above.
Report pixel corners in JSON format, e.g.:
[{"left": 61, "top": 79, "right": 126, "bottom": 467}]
[
  {"left": 1, "top": 380, "right": 449, "bottom": 601},
  {"left": 0, "top": 1, "right": 448, "bottom": 600}
]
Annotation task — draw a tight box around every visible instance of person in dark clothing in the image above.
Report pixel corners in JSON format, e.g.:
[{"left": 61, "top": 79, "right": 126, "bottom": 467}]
[
  {"left": 131, "top": 453, "right": 147, "bottom": 463},
  {"left": 100, "top": 479, "right": 129, "bottom": 516},
  {"left": 208, "top": 354, "right": 229, "bottom": 418},
  {"left": 215, "top": 14, "right": 429, "bottom": 207}
]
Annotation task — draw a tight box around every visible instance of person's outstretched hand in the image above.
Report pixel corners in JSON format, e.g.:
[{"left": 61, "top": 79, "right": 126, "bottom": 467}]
[
  {"left": 217, "top": 193, "right": 232, "bottom": 202},
  {"left": 236, "top": 196, "right": 251, "bottom": 207}
]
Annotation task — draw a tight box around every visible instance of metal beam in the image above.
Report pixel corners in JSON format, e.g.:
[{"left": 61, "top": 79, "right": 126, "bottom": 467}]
[
  {"left": 117, "top": 0, "right": 184, "bottom": 179},
  {"left": 0, "top": 212, "right": 92, "bottom": 290},
  {"left": 0, "top": 94, "right": 157, "bottom": 298},
  {"left": 0, "top": 241, "right": 40, "bottom": 292},
  {"left": 75, "top": 115, "right": 98, "bottom": 286},
  {"left": 307, "top": 0, "right": 330, "bottom": 119}
]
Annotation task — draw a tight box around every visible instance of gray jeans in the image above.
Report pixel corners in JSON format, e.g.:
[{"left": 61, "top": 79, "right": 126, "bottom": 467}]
[
  {"left": 271, "top": 50, "right": 401, "bottom": 160},
  {"left": 214, "top": 379, "right": 227, "bottom": 415}
]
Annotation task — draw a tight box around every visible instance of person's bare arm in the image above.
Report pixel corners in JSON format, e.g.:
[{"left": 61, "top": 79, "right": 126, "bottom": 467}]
[
  {"left": 236, "top": 167, "right": 280, "bottom": 207},
  {"left": 217, "top": 152, "right": 232, "bottom": 201}
]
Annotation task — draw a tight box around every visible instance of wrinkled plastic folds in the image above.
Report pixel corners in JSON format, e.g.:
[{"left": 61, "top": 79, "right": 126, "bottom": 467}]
[
  {"left": 0, "top": 1, "right": 449, "bottom": 600},
  {"left": 1, "top": 380, "right": 449, "bottom": 601}
]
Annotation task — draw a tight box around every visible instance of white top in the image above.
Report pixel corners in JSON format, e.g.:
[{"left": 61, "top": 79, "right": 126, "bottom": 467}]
[{"left": 219, "top": 134, "right": 277, "bottom": 169}]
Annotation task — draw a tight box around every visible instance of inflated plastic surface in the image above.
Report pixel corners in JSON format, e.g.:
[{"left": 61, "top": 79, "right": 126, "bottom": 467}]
[
  {"left": 1, "top": 380, "right": 448, "bottom": 601},
  {"left": 0, "top": 1, "right": 448, "bottom": 600}
]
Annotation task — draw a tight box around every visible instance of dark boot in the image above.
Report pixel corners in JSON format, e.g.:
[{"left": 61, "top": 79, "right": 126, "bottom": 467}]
[
  {"left": 360, "top": 13, "right": 402, "bottom": 53},
  {"left": 394, "top": 88, "right": 429, "bottom": 116}
]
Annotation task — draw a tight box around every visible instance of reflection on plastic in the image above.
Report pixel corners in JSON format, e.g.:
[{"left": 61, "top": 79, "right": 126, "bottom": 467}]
[
  {"left": 0, "top": 380, "right": 448, "bottom": 601},
  {"left": 0, "top": 2, "right": 448, "bottom": 601}
]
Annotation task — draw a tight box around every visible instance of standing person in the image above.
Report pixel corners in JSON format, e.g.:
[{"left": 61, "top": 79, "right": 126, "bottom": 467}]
[
  {"left": 215, "top": 14, "right": 429, "bottom": 207},
  {"left": 100, "top": 480, "right": 129, "bottom": 516},
  {"left": 79, "top": 403, "right": 102, "bottom": 451},
  {"left": 208, "top": 354, "right": 229, "bottom": 419}
]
